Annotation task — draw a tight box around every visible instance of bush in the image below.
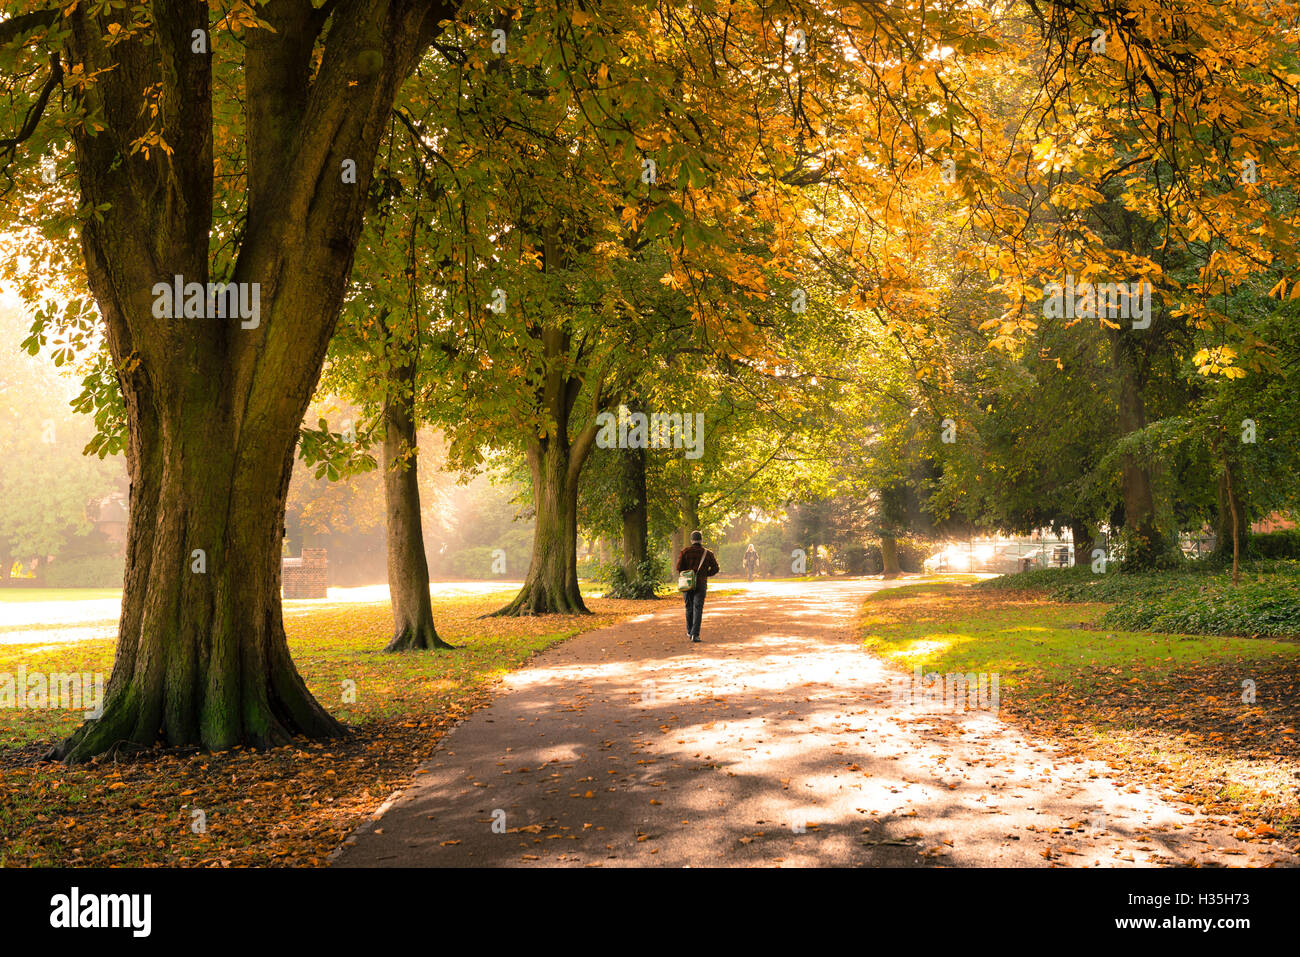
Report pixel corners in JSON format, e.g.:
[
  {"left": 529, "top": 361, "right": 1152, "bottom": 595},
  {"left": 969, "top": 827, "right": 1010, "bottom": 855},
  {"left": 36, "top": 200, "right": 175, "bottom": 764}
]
[
  {"left": 1100, "top": 576, "right": 1300, "bottom": 638},
  {"left": 841, "top": 545, "right": 873, "bottom": 574},
  {"left": 575, "top": 556, "right": 602, "bottom": 580},
  {"left": 976, "top": 561, "right": 1300, "bottom": 638},
  {"left": 716, "top": 542, "right": 747, "bottom": 574},
  {"left": 43, "top": 555, "right": 125, "bottom": 588},
  {"left": 444, "top": 546, "right": 501, "bottom": 580},
  {"left": 601, "top": 557, "right": 666, "bottom": 599},
  {"left": 837, "top": 539, "right": 929, "bottom": 575},
  {"left": 716, "top": 541, "right": 786, "bottom": 578},
  {"left": 1249, "top": 528, "right": 1300, "bottom": 560}
]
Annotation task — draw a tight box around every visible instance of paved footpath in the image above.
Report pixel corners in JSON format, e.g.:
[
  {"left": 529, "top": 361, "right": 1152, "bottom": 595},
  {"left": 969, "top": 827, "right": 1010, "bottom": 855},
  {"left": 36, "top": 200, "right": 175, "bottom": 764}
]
[{"left": 334, "top": 579, "right": 1297, "bottom": 867}]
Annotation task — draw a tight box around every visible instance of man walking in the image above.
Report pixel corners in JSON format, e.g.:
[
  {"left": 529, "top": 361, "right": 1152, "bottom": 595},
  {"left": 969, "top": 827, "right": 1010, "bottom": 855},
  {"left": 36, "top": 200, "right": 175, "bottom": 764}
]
[{"left": 676, "top": 530, "right": 719, "bottom": 643}]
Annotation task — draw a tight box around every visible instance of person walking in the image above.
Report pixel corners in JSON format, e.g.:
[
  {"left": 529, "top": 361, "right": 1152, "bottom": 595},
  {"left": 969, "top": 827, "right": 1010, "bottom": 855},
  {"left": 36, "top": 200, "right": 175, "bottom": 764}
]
[
  {"left": 676, "top": 530, "right": 719, "bottom": 643},
  {"left": 742, "top": 543, "right": 759, "bottom": 582}
]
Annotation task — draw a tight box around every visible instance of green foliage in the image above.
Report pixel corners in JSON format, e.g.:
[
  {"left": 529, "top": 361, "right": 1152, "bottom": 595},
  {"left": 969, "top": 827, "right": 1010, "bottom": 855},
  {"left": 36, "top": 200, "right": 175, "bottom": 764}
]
[
  {"left": 43, "top": 554, "right": 123, "bottom": 588},
  {"left": 976, "top": 561, "right": 1300, "bottom": 638},
  {"left": 0, "top": 305, "right": 125, "bottom": 563},
  {"left": 1099, "top": 576, "right": 1300, "bottom": 639},
  {"left": 1249, "top": 529, "right": 1300, "bottom": 561},
  {"left": 600, "top": 557, "right": 666, "bottom": 599},
  {"left": 443, "top": 547, "right": 503, "bottom": 581}
]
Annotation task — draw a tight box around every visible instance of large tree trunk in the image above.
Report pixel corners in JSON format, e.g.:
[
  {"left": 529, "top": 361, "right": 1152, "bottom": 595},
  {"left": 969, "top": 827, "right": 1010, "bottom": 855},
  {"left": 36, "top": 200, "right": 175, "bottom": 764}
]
[
  {"left": 495, "top": 439, "right": 588, "bottom": 615},
  {"left": 47, "top": 1, "right": 452, "bottom": 762},
  {"left": 382, "top": 355, "right": 450, "bottom": 651},
  {"left": 54, "top": 398, "right": 344, "bottom": 761},
  {"left": 493, "top": 319, "right": 604, "bottom": 616},
  {"left": 880, "top": 534, "right": 901, "bottom": 577}
]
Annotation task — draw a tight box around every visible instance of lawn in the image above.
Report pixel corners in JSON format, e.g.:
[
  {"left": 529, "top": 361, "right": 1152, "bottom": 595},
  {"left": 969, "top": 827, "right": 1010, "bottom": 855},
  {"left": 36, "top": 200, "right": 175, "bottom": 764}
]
[
  {"left": 0, "top": 590, "right": 661, "bottom": 866},
  {"left": 861, "top": 581, "right": 1300, "bottom": 847}
]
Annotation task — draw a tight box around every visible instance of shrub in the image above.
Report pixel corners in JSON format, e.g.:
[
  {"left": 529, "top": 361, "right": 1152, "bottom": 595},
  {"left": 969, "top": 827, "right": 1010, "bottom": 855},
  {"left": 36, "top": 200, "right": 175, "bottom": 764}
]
[
  {"left": 445, "top": 546, "right": 500, "bottom": 580},
  {"left": 601, "top": 557, "right": 666, "bottom": 599},
  {"left": 1249, "top": 528, "right": 1300, "bottom": 560},
  {"left": 43, "top": 555, "right": 125, "bottom": 588},
  {"left": 1100, "top": 576, "right": 1300, "bottom": 638},
  {"left": 976, "top": 561, "right": 1300, "bottom": 638},
  {"left": 715, "top": 541, "right": 786, "bottom": 577}
]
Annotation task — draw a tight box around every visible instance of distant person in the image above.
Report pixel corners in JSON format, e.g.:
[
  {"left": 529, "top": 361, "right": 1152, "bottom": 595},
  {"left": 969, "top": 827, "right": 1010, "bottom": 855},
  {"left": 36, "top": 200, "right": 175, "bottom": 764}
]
[
  {"left": 676, "top": 531, "right": 719, "bottom": 643},
  {"left": 743, "top": 544, "right": 759, "bottom": 582}
]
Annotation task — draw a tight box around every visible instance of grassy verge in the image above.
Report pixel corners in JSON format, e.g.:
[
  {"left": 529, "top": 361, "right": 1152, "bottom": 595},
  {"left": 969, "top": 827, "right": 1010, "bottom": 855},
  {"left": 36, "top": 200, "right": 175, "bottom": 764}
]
[
  {"left": 0, "top": 591, "right": 661, "bottom": 866},
  {"left": 861, "top": 581, "right": 1300, "bottom": 846}
]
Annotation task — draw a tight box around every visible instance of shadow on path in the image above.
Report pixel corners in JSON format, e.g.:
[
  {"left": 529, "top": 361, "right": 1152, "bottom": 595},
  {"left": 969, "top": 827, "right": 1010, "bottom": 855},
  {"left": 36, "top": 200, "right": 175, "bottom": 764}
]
[{"left": 334, "top": 579, "right": 1297, "bottom": 867}]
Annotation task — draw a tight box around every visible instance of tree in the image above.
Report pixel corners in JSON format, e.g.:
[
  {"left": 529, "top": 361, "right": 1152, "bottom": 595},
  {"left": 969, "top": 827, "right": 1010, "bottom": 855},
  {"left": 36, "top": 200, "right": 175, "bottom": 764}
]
[{"left": 1, "top": 1, "right": 458, "bottom": 760}]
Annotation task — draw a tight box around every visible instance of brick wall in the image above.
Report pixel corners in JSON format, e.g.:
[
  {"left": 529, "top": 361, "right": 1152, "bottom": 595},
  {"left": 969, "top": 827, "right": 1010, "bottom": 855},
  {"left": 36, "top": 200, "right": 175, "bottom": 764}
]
[{"left": 283, "top": 548, "right": 329, "bottom": 599}]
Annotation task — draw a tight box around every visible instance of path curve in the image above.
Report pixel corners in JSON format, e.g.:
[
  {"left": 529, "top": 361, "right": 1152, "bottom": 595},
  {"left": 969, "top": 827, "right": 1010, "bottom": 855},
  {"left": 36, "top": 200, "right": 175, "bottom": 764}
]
[{"left": 334, "top": 578, "right": 1296, "bottom": 867}]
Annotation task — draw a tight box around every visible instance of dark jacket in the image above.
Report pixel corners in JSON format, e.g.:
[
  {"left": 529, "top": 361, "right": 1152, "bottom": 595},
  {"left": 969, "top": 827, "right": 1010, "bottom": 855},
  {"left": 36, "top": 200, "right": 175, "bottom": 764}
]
[{"left": 676, "top": 543, "right": 719, "bottom": 580}]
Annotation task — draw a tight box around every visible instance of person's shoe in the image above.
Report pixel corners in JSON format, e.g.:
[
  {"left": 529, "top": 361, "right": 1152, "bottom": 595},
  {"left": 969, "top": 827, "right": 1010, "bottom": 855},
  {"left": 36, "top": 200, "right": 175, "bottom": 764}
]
[{"left": 691, "top": 635, "right": 701, "bottom": 643}]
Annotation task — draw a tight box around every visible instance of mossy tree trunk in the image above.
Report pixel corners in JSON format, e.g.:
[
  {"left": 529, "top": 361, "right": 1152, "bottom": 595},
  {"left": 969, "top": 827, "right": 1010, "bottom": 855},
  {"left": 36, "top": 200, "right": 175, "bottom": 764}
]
[
  {"left": 620, "top": 443, "right": 648, "bottom": 576},
  {"left": 48, "top": 1, "right": 454, "bottom": 761},
  {"left": 493, "top": 322, "right": 606, "bottom": 617},
  {"left": 1069, "top": 519, "right": 1093, "bottom": 566},
  {"left": 880, "top": 535, "right": 901, "bottom": 577},
  {"left": 382, "top": 351, "right": 451, "bottom": 651}
]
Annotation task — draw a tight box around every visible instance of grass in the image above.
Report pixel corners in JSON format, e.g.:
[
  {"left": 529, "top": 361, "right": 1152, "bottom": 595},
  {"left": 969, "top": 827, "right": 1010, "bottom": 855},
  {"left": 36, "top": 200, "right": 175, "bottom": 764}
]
[
  {"left": 861, "top": 580, "right": 1300, "bottom": 845},
  {"left": 862, "top": 583, "right": 1296, "bottom": 685},
  {"left": 0, "top": 589, "right": 662, "bottom": 866}
]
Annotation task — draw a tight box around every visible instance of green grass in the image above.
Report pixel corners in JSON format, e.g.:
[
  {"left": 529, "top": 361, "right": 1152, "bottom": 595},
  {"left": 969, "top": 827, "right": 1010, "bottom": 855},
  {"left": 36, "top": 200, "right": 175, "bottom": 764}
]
[
  {"left": 861, "top": 583, "right": 1300, "bottom": 693},
  {"left": 0, "top": 590, "right": 661, "bottom": 866},
  {"left": 0, "top": 588, "right": 122, "bottom": 603},
  {"left": 859, "top": 579, "right": 1300, "bottom": 836}
]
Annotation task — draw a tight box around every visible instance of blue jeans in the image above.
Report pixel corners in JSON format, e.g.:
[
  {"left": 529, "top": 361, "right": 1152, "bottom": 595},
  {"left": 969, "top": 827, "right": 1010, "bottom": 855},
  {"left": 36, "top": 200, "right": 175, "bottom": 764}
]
[{"left": 684, "top": 584, "right": 707, "bottom": 639}]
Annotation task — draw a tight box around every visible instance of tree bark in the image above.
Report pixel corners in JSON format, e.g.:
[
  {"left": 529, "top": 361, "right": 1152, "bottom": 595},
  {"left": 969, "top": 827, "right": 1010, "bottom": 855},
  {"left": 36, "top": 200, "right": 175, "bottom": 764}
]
[
  {"left": 54, "top": 405, "right": 344, "bottom": 761},
  {"left": 1224, "top": 463, "right": 1243, "bottom": 585},
  {"left": 48, "top": 1, "right": 454, "bottom": 761},
  {"left": 493, "top": 317, "right": 604, "bottom": 616},
  {"left": 680, "top": 490, "right": 700, "bottom": 545},
  {"left": 1112, "top": 333, "right": 1170, "bottom": 569},
  {"left": 1068, "top": 519, "right": 1093, "bottom": 567},
  {"left": 494, "top": 438, "right": 588, "bottom": 615},
  {"left": 1214, "top": 469, "right": 1248, "bottom": 566},
  {"left": 620, "top": 444, "right": 649, "bottom": 575},
  {"left": 382, "top": 353, "right": 451, "bottom": 651},
  {"left": 880, "top": 535, "right": 901, "bottom": 577}
]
